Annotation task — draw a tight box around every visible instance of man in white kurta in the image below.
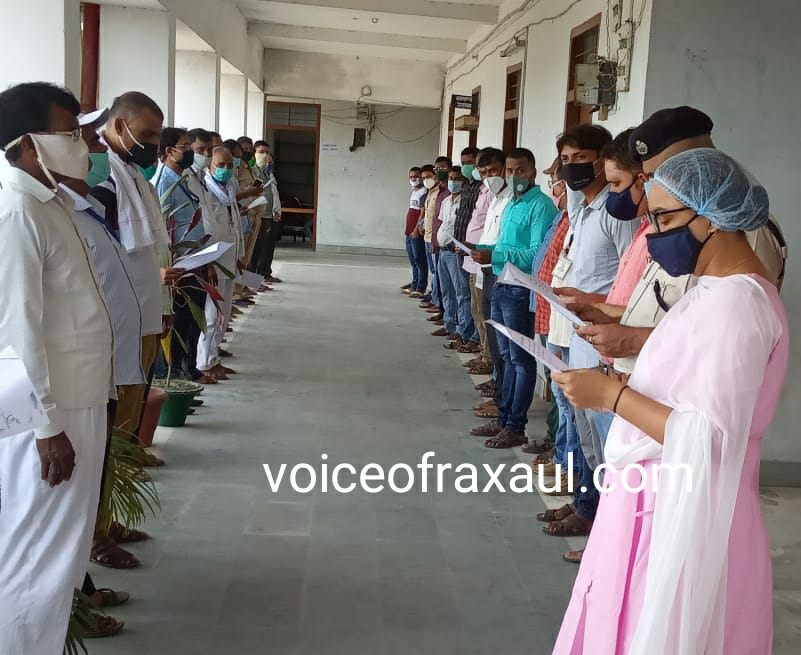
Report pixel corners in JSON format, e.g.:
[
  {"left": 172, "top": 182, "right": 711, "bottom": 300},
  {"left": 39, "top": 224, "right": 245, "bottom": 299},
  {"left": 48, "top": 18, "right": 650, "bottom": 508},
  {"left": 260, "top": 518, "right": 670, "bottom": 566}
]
[{"left": 0, "top": 83, "right": 114, "bottom": 654}]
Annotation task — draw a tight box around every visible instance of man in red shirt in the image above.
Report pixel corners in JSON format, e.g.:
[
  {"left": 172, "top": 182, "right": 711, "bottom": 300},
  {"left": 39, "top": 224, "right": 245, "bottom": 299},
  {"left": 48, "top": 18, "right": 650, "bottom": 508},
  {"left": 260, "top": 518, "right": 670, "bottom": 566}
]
[{"left": 402, "top": 166, "right": 428, "bottom": 297}]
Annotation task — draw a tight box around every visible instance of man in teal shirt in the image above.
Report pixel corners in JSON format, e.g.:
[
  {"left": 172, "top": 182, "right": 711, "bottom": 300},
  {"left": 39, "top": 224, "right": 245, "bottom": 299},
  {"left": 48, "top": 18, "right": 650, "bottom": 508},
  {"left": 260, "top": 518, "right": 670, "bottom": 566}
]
[{"left": 473, "top": 147, "right": 557, "bottom": 448}]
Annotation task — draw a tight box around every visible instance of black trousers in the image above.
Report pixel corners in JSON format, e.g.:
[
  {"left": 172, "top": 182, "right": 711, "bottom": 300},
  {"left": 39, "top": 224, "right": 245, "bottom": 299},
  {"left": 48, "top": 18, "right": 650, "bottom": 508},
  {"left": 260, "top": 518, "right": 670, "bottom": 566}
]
[
  {"left": 172, "top": 276, "right": 207, "bottom": 378},
  {"left": 251, "top": 219, "right": 279, "bottom": 277}
]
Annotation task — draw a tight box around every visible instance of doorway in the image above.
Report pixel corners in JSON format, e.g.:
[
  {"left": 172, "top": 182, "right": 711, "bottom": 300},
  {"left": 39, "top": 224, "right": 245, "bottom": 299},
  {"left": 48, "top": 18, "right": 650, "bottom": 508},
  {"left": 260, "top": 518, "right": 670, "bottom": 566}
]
[
  {"left": 564, "top": 15, "right": 601, "bottom": 129},
  {"left": 265, "top": 102, "right": 320, "bottom": 249}
]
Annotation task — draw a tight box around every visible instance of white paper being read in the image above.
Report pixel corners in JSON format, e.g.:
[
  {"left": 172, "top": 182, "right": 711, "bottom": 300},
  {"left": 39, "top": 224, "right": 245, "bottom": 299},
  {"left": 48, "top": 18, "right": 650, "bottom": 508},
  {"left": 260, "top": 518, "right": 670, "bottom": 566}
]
[
  {"left": 498, "top": 263, "right": 587, "bottom": 327},
  {"left": 246, "top": 195, "right": 268, "bottom": 210},
  {"left": 486, "top": 320, "right": 568, "bottom": 372},
  {"left": 0, "top": 347, "right": 48, "bottom": 439},
  {"left": 235, "top": 270, "right": 264, "bottom": 289},
  {"left": 174, "top": 241, "right": 234, "bottom": 271}
]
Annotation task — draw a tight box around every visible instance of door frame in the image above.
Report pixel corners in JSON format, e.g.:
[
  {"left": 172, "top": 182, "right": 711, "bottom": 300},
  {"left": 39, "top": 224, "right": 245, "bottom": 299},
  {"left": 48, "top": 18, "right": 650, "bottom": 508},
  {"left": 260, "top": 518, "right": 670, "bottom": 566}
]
[{"left": 264, "top": 101, "right": 321, "bottom": 250}]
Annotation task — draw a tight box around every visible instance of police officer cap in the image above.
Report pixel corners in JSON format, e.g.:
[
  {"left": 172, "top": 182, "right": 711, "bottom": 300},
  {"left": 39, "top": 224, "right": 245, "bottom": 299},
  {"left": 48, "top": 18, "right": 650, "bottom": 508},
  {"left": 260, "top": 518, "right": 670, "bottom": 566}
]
[{"left": 628, "top": 106, "right": 714, "bottom": 163}]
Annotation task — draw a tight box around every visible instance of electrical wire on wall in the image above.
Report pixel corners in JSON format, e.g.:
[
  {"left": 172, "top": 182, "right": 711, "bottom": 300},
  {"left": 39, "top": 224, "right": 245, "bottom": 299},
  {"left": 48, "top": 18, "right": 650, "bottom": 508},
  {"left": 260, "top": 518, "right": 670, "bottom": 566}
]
[{"left": 320, "top": 102, "right": 438, "bottom": 146}]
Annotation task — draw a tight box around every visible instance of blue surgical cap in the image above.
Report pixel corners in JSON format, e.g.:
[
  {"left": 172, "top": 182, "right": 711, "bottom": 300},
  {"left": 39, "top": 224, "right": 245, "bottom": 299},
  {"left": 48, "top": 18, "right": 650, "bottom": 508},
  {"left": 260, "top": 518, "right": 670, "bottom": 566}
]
[{"left": 653, "top": 148, "right": 769, "bottom": 232}]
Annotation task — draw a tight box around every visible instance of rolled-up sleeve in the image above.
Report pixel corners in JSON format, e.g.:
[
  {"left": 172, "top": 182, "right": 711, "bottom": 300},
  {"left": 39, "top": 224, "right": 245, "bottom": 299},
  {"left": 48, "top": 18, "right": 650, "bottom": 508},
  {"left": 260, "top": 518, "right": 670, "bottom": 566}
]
[{"left": 0, "top": 210, "right": 63, "bottom": 438}]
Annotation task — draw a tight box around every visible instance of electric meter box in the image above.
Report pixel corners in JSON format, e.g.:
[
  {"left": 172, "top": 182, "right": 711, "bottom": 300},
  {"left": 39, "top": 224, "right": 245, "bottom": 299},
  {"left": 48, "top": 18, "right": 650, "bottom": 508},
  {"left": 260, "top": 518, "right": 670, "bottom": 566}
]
[{"left": 574, "top": 62, "right": 617, "bottom": 106}]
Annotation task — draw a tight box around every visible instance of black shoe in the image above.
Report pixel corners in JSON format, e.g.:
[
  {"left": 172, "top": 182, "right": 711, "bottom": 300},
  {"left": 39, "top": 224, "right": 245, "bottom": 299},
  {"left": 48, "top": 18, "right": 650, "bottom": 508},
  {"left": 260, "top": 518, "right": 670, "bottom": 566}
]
[
  {"left": 219, "top": 348, "right": 233, "bottom": 358},
  {"left": 400, "top": 283, "right": 412, "bottom": 290},
  {"left": 191, "top": 399, "right": 204, "bottom": 407}
]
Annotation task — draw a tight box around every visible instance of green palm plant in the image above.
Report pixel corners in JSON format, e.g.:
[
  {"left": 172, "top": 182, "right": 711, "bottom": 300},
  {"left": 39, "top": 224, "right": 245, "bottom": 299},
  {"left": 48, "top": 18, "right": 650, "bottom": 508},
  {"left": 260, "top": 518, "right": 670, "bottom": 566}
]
[{"left": 64, "top": 590, "right": 99, "bottom": 655}]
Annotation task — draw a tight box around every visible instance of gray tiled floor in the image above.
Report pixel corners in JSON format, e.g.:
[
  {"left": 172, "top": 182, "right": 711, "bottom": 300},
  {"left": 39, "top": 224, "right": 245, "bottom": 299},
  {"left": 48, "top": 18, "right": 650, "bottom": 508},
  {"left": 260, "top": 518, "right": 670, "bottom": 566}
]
[
  {"left": 86, "top": 249, "right": 801, "bottom": 654},
  {"left": 88, "top": 250, "right": 573, "bottom": 654}
]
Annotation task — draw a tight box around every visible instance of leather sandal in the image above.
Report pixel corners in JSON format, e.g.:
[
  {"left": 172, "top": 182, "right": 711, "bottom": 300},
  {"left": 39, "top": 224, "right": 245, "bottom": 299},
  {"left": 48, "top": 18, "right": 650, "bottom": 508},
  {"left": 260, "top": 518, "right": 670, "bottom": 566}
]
[
  {"left": 469, "top": 421, "right": 502, "bottom": 437},
  {"left": 536, "top": 503, "right": 575, "bottom": 523}
]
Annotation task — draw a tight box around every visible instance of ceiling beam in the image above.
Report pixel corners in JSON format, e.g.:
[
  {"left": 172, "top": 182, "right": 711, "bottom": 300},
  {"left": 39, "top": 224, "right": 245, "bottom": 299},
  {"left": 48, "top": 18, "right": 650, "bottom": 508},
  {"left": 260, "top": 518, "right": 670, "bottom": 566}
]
[
  {"left": 251, "top": 0, "right": 499, "bottom": 24},
  {"left": 249, "top": 22, "right": 467, "bottom": 53}
]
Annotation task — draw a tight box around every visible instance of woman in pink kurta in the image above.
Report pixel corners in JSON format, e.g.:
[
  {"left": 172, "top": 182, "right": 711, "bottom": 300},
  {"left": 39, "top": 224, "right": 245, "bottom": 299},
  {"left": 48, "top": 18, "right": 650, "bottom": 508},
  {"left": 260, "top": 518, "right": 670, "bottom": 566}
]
[{"left": 551, "top": 149, "right": 789, "bottom": 655}]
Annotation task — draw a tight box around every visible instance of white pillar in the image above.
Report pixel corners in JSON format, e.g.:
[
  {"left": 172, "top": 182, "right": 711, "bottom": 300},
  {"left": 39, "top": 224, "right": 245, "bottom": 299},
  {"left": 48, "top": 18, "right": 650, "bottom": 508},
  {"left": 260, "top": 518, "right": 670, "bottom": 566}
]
[
  {"left": 219, "top": 74, "right": 246, "bottom": 140},
  {"left": 0, "top": 0, "right": 81, "bottom": 92},
  {"left": 247, "top": 86, "right": 265, "bottom": 140},
  {"left": 174, "top": 51, "right": 220, "bottom": 131},
  {"left": 98, "top": 5, "right": 176, "bottom": 123}
]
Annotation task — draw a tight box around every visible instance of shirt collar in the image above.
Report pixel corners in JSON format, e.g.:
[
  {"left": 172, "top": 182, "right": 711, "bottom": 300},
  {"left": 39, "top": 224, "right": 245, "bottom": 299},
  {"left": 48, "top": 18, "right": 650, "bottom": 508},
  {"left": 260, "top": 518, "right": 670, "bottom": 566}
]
[
  {"left": 2, "top": 166, "right": 57, "bottom": 203},
  {"left": 579, "top": 184, "right": 611, "bottom": 211},
  {"left": 59, "top": 184, "right": 92, "bottom": 211}
]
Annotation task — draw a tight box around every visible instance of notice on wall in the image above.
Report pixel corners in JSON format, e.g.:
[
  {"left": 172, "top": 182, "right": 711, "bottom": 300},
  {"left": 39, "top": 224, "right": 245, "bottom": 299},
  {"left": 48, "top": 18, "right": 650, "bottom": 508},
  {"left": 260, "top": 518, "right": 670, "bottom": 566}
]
[{"left": 321, "top": 143, "right": 338, "bottom": 153}]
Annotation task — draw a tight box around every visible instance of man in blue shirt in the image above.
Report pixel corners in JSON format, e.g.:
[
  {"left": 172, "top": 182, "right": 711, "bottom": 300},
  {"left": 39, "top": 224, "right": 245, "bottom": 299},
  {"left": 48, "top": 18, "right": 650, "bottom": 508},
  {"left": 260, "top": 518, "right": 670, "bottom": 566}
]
[{"left": 471, "top": 147, "right": 557, "bottom": 448}]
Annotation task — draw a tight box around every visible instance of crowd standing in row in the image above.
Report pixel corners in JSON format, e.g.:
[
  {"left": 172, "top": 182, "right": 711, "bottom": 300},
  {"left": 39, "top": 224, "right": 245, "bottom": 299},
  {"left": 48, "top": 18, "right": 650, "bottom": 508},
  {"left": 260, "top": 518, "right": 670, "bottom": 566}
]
[
  {"left": 0, "top": 82, "right": 286, "bottom": 652},
  {"left": 400, "top": 107, "right": 788, "bottom": 654}
]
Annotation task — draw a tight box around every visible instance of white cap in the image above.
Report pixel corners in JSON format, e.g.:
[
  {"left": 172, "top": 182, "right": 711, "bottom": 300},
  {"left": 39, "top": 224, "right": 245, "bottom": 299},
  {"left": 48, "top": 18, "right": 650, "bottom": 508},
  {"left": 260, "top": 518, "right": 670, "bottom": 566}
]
[{"left": 78, "top": 107, "right": 109, "bottom": 128}]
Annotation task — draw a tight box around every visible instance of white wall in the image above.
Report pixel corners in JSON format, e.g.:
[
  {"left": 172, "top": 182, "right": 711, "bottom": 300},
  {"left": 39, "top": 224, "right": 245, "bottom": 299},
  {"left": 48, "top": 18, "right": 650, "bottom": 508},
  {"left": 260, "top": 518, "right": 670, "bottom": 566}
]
[
  {"left": 174, "top": 51, "right": 219, "bottom": 130},
  {"left": 247, "top": 85, "right": 265, "bottom": 140},
  {"left": 219, "top": 73, "right": 246, "bottom": 139},
  {"left": 98, "top": 5, "right": 176, "bottom": 122},
  {"left": 644, "top": 0, "right": 801, "bottom": 475},
  {"left": 441, "top": 0, "right": 653, "bottom": 175},
  {"left": 0, "top": 0, "right": 81, "bottom": 93},
  {"left": 314, "top": 100, "right": 441, "bottom": 252},
  {"left": 263, "top": 50, "right": 444, "bottom": 109}
]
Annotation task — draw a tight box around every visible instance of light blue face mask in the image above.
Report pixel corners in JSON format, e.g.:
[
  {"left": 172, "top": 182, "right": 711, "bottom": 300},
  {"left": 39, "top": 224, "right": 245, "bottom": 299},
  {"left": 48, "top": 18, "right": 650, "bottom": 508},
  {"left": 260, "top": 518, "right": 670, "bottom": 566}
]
[
  {"left": 448, "top": 180, "right": 464, "bottom": 194},
  {"left": 233, "top": 157, "right": 241, "bottom": 168},
  {"left": 644, "top": 180, "right": 653, "bottom": 198},
  {"left": 213, "top": 167, "right": 234, "bottom": 183}
]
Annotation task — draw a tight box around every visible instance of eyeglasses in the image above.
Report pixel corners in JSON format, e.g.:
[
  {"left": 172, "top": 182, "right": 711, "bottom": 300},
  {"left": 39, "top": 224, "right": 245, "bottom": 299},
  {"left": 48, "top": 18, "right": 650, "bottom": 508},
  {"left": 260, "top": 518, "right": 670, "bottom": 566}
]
[
  {"left": 47, "top": 129, "right": 82, "bottom": 142},
  {"left": 546, "top": 179, "right": 565, "bottom": 190},
  {"left": 645, "top": 207, "right": 693, "bottom": 232}
]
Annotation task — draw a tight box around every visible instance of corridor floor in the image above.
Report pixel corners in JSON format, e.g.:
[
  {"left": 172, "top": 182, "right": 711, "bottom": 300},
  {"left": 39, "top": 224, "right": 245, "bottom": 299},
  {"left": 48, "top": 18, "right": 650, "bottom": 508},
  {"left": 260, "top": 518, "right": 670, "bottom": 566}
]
[{"left": 90, "top": 249, "right": 800, "bottom": 655}]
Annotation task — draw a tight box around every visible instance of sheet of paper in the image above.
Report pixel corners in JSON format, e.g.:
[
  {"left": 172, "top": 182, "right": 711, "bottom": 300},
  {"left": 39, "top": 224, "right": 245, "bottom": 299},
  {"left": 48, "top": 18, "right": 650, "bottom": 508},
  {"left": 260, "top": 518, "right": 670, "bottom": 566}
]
[
  {"left": 246, "top": 195, "right": 268, "bottom": 210},
  {"left": 450, "top": 237, "right": 473, "bottom": 254},
  {"left": 174, "top": 241, "right": 234, "bottom": 271},
  {"left": 486, "top": 320, "right": 568, "bottom": 372},
  {"left": 0, "top": 347, "right": 48, "bottom": 439},
  {"left": 234, "top": 270, "right": 264, "bottom": 289},
  {"left": 475, "top": 267, "right": 484, "bottom": 290},
  {"left": 498, "top": 263, "right": 587, "bottom": 327}
]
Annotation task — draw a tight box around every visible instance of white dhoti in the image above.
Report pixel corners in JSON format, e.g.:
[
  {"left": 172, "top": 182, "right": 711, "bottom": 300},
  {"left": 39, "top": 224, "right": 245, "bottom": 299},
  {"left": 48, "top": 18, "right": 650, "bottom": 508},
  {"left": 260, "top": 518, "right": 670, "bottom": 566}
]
[
  {"left": 196, "top": 276, "right": 234, "bottom": 372},
  {"left": 0, "top": 405, "right": 107, "bottom": 655}
]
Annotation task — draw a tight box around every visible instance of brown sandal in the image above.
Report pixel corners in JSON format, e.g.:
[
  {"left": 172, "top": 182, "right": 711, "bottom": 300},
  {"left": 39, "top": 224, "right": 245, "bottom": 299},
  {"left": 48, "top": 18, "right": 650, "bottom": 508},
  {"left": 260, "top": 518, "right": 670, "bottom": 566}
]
[
  {"left": 543, "top": 512, "right": 593, "bottom": 537},
  {"left": 484, "top": 430, "right": 526, "bottom": 449},
  {"left": 475, "top": 405, "right": 499, "bottom": 418},
  {"left": 469, "top": 421, "right": 502, "bottom": 437},
  {"left": 536, "top": 503, "right": 574, "bottom": 523},
  {"left": 90, "top": 537, "right": 140, "bottom": 569},
  {"left": 107, "top": 521, "right": 150, "bottom": 544},
  {"left": 563, "top": 549, "right": 584, "bottom": 564},
  {"left": 521, "top": 439, "right": 552, "bottom": 454}
]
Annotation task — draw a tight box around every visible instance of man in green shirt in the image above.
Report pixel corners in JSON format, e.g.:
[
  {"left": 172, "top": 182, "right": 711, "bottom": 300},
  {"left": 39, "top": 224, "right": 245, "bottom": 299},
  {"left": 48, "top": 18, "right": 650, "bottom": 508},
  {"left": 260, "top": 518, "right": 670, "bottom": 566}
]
[{"left": 471, "top": 147, "right": 557, "bottom": 447}]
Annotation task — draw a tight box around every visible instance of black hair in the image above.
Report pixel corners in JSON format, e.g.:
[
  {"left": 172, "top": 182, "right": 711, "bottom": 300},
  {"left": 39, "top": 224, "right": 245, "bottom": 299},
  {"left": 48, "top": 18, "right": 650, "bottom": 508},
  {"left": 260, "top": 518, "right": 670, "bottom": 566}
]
[
  {"left": 409, "top": 166, "right": 422, "bottom": 173},
  {"left": 450, "top": 166, "right": 464, "bottom": 174},
  {"left": 0, "top": 82, "right": 81, "bottom": 161},
  {"left": 506, "top": 147, "right": 536, "bottom": 168},
  {"left": 600, "top": 128, "right": 640, "bottom": 172},
  {"left": 209, "top": 131, "right": 221, "bottom": 139},
  {"left": 460, "top": 146, "right": 480, "bottom": 159},
  {"left": 108, "top": 91, "right": 164, "bottom": 123},
  {"left": 420, "top": 164, "right": 435, "bottom": 173},
  {"left": 187, "top": 128, "right": 213, "bottom": 145},
  {"left": 254, "top": 140, "right": 270, "bottom": 150},
  {"left": 556, "top": 124, "right": 613, "bottom": 155},
  {"left": 434, "top": 155, "right": 452, "bottom": 167},
  {"left": 159, "top": 127, "right": 187, "bottom": 158},
  {"left": 223, "top": 138, "right": 239, "bottom": 149},
  {"left": 478, "top": 148, "right": 505, "bottom": 168}
]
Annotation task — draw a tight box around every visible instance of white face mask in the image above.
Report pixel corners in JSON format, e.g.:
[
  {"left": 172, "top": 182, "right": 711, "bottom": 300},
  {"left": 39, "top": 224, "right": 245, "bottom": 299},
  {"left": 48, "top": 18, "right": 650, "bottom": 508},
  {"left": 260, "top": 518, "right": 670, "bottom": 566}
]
[
  {"left": 423, "top": 178, "right": 437, "bottom": 190},
  {"left": 5, "top": 132, "right": 89, "bottom": 188},
  {"left": 484, "top": 176, "right": 505, "bottom": 196},
  {"left": 471, "top": 168, "right": 482, "bottom": 182},
  {"left": 193, "top": 153, "right": 210, "bottom": 170}
]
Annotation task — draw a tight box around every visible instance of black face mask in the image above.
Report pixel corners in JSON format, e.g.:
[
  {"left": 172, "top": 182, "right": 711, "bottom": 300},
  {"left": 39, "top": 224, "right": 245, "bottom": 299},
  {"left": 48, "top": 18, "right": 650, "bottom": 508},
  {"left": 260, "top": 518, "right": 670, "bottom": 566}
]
[
  {"left": 121, "top": 121, "right": 158, "bottom": 168},
  {"left": 177, "top": 148, "right": 195, "bottom": 170},
  {"left": 241, "top": 150, "right": 253, "bottom": 161},
  {"left": 562, "top": 161, "right": 597, "bottom": 190}
]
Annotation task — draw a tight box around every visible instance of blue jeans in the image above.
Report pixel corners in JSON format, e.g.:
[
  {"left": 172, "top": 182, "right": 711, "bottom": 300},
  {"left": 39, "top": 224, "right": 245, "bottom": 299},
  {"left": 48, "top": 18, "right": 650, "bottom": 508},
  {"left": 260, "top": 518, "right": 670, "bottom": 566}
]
[
  {"left": 437, "top": 251, "right": 459, "bottom": 334},
  {"left": 573, "top": 445, "right": 600, "bottom": 521},
  {"left": 490, "top": 284, "right": 536, "bottom": 433},
  {"left": 405, "top": 236, "right": 428, "bottom": 292},
  {"left": 425, "top": 245, "right": 440, "bottom": 307},
  {"left": 587, "top": 409, "right": 615, "bottom": 453},
  {"left": 454, "top": 259, "right": 478, "bottom": 342},
  {"left": 547, "top": 343, "right": 579, "bottom": 471}
]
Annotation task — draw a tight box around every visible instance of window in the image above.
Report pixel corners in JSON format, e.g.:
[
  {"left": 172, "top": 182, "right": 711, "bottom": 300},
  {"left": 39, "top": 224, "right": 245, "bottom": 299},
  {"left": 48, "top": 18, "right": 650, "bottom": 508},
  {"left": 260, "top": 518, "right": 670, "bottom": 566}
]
[
  {"left": 469, "top": 86, "right": 481, "bottom": 148},
  {"left": 564, "top": 14, "right": 602, "bottom": 129},
  {"left": 503, "top": 64, "right": 522, "bottom": 152}
]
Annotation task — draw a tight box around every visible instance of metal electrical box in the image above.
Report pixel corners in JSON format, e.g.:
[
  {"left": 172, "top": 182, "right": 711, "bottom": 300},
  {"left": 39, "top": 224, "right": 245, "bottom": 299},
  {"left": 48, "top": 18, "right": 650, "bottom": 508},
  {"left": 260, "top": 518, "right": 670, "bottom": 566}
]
[{"left": 574, "top": 61, "right": 618, "bottom": 106}]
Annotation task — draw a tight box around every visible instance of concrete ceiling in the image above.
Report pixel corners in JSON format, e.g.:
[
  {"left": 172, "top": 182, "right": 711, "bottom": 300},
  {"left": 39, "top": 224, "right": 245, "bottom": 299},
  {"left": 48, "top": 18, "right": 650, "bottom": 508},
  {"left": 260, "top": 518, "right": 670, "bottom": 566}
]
[{"left": 238, "top": 0, "right": 503, "bottom": 63}]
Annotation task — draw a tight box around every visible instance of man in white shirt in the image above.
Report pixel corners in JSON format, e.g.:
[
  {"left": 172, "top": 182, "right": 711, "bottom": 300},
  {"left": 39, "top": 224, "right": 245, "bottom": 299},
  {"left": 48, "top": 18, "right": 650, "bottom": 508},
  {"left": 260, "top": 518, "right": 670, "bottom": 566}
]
[
  {"left": 99, "top": 92, "right": 179, "bottom": 437},
  {"left": 469, "top": 150, "right": 513, "bottom": 438},
  {"left": 0, "top": 82, "right": 114, "bottom": 654}
]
